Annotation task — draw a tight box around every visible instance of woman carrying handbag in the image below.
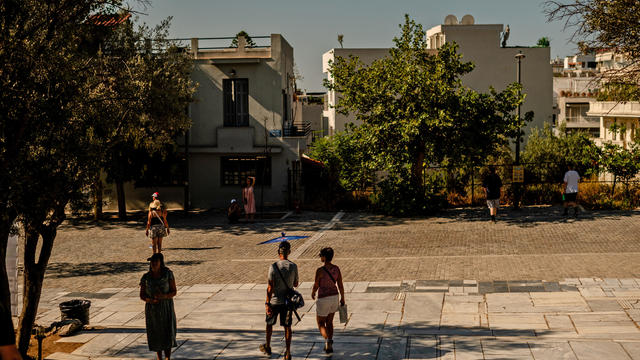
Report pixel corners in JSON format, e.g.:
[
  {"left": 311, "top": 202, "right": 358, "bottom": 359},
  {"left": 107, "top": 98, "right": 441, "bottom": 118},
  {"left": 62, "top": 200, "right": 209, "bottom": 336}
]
[{"left": 311, "top": 247, "right": 346, "bottom": 354}]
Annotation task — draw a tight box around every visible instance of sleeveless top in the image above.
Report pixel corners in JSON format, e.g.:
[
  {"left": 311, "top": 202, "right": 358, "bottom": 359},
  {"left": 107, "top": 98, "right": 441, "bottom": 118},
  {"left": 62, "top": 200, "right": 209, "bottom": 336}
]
[
  {"left": 149, "top": 207, "right": 163, "bottom": 226},
  {"left": 318, "top": 265, "right": 340, "bottom": 298}
]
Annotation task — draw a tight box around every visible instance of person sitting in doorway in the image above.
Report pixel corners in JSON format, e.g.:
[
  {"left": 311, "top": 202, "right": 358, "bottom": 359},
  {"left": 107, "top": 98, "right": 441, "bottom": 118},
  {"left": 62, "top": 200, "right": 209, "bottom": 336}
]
[{"left": 227, "top": 199, "right": 242, "bottom": 224}]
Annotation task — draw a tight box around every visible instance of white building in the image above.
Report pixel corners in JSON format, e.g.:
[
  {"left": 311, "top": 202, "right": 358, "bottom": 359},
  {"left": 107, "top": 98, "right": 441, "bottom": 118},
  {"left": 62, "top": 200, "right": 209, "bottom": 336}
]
[
  {"left": 588, "top": 101, "right": 640, "bottom": 148},
  {"left": 322, "top": 15, "right": 553, "bottom": 138},
  {"left": 102, "top": 34, "right": 308, "bottom": 211}
]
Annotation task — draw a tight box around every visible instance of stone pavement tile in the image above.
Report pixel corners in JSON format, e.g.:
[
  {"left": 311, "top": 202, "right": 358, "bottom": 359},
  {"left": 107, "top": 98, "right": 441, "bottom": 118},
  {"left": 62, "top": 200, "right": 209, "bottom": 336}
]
[
  {"left": 578, "top": 287, "right": 606, "bottom": 298},
  {"left": 351, "top": 282, "right": 369, "bottom": 293},
  {"left": 613, "top": 290, "right": 640, "bottom": 297},
  {"left": 209, "top": 289, "right": 264, "bottom": 301},
  {"left": 586, "top": 299, "right": 624, "bottom": 312},
  {"left": 604, "top": 279, "right": 622, "bottom": 287},
  {"left": 369, "top": 281, "right": 402, "bottom": 287},
  {"left": 545, "top": 315, "right": 575, "bottom": 330},
  {"left": 91, "top": 310, "right": 116, "bottom": 324},
  {"left": 579, "top": 278, "right": 598, "bottom": 286},
  {"left": 343, "top": 312, "right": 388, "bottom": 332},
  {"left": 377, "top": 337, "right": 407, "bottom": 359},
  {"left": 528, "top": 341, "right": 577, "bottom": 360},
  {"left": 206, "top": 339, "right": 266, "bottom": 359},
  {"left": 45, "top": 353, "right": 91, "bottom": 360},
  {"left": 114, "top": 336, "right": 187, "bottom": 359},
  {"left": 252, "top": 283, "right": 268, "bottom": 291},
  {"left": 489, "top": 314, "right": 548, "bottom": 330},
  {"left": 438, "top": 337, "right": 455, "bottom": 360},
  {"left": 442, "top": 295, "right": 483, "bottom": 313},
  {"left": 177, "top": 291, "right": 214, "bottom": 299},
  {"left": 174, "top": 298, "right": 209, "bottom": 319},
  {"left": 452, "top": 338, "right": 485, "bottom": 360},
  {"left": 238, "top": 283, "right": 255, "bottom": 290},
  {"left": 530, "top": 292, "right": 588, "bottom": 308},
  {"left": 347, "top": 300, "right": 403, "bottom": 314},
  {"left": 192, "top": 300, "right": 263, "bottom": 313},
  {"left": 440, "top": 313, "right": 480, "bottom": 328},
  {"left": 179, "top": 312, "right": 262, "bottom": 330},
  {"left": 620, "top": 342, "right": 640, "bottom": 359},
  {"left": 99, "top": 311, "right": 141, "bottom": 326},
  {"left": 72, "top": 332, "right": 143, "bottom": 357},
  {"left": 55, "top": 332, "right": 100, "bottom": 344},
  {"left": 385, "top": 312, "right": 403, "bottom": 332},
  {"left": 182, "top": 284, "right": 224, "bottom": 293},
  {"left": 406, "top": 336, "right": 437, "bottom": 359},
  {"left": 627, "top": 309, "right": 640, "bottom": 322},
  {"left": 620, "top": 279, "right": 639, "bottom": 287},
  {"left": 306, "top": 341, "right": 377, "bottom": 360},
  {"left": 482, "top": 339, "right": 533, "bottom": 359},
  {"left": 569, "top": 340, "right": 632, "bottom": 360},
  {"left": 486, "top": 293, "right": 534, "bottom": 313},
  {"left": 297, "top": 281, "right": 313, "bottom": 290},
  {"left": 170, "top": 338, "right": 229, "bottom": 359},
  {"left": 346, "top": 292, "right": 396, "bottom": 301},
  {"left": 403, "top": 293, "right": 444, "bottom": 320}
]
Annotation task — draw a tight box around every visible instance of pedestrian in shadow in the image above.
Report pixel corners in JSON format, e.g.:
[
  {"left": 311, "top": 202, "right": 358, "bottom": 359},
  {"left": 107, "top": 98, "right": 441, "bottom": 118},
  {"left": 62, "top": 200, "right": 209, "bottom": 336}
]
[
  {"left": 243, "top": 176, "right": 256, "bottom": 222},
  {"left": 311, "top": 247, "right": 345, "bottom": 354},
  {"left": 260, "top": 241, "right": 298, "bottom": 360},
  {"left": 482, "top": 166, "right": 502, "bottom": 223},
  {"left": 146, "top": 192, "right": 170, "bottom": 253},
  {"left": 227, "top": 199, "right": 242, "bottom": 224},
  {"left": 140, "top": 253, "right": 177, "bottom": 360}
]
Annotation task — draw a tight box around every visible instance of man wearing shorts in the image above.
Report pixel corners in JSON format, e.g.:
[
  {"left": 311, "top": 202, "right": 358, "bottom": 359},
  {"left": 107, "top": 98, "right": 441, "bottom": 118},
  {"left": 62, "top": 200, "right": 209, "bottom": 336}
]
[
  {"left": 260, "top": 241, "right": 298, "bottom": 360},
  {"left": 482, "top": 166, "right": 502, "bottom": 223},
  {"left": 563, "top": 165, "right": 580, "bottom": 216}
]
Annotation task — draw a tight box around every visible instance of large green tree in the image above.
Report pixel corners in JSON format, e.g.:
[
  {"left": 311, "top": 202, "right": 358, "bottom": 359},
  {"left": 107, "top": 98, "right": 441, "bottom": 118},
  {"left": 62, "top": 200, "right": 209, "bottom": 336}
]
[
  {"left": 0, "top": 0, "right": 195, "bottom": 355},
  {"left": 323, "top": 15, "right": 529, "bottom": 213}
]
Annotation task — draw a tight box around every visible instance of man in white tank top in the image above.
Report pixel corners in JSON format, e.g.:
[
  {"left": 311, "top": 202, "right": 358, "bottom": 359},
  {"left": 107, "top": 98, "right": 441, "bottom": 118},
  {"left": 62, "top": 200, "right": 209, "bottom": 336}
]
[{"left": 563, "top": 164, "right": 580, "bottom": 216}]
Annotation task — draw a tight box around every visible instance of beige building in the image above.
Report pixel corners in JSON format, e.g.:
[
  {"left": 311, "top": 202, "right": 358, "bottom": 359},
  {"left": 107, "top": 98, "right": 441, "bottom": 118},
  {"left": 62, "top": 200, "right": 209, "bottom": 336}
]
[
  {"left": 322, "top": 15, "right": 553, "bottom": 139},
  {"left": 102, "top": 34, "right": 307, "bottom": 211},
  {"left": 588, "top": 101, "right": 640, "bottom": 148}
]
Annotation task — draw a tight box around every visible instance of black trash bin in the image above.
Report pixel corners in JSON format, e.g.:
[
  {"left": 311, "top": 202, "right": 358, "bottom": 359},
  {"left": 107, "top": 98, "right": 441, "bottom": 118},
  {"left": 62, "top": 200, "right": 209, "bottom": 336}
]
[{"left": 59, "top": 299, "right": 91, "bottom": 325}]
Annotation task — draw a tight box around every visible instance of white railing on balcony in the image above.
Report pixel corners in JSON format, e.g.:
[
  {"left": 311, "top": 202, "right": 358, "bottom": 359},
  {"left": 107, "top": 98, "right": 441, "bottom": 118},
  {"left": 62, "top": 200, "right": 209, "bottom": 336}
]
[{"left": 588, "top": 101, "right": 640, "bottom": 117}]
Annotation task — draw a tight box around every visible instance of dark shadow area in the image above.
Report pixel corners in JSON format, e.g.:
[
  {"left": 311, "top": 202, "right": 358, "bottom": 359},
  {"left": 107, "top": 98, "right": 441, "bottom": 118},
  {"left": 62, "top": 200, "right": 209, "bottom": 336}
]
[
  {"left": 45, "top": 260, "right": 202, "bottom": 278},
  {"left": 432, "top": 205, "right": 638, "bottom": 228}
]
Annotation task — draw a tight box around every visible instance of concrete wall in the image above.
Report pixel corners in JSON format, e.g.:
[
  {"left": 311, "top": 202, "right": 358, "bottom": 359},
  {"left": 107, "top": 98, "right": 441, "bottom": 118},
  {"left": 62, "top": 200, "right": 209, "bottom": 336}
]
[{"left": 322, "top": 48, "right": 390, "bottom": 133}]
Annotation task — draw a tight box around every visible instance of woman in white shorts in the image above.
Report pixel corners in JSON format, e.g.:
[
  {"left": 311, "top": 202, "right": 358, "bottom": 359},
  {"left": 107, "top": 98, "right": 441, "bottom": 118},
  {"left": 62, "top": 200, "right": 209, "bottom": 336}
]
[{"left": 311, "top": 247, "right": 345, "bottom": 354}]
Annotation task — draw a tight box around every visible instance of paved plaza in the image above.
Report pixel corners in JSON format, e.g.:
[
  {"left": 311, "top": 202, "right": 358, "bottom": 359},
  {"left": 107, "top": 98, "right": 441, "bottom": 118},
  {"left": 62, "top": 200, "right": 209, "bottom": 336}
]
[{"left": 16, "top": 206, "right": 640, "bottom": 358}]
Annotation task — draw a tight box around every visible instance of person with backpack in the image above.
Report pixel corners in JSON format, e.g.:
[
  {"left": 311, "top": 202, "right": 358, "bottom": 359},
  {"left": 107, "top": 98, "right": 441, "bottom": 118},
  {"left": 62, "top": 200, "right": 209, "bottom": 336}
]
[
  {"left": 311, "top": 247, "right": 345, "bottom": 354},
  {"left": 260, "top": 241, "right": 299, "bottom": 360}
]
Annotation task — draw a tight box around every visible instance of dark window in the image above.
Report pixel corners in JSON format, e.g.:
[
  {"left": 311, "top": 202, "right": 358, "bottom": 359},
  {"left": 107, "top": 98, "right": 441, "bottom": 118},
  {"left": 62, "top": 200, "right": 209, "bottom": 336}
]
[
  {"left": 221, "top": 156, "right": 271, "bottom": 186},
  {"left": 223, "top": 78, "right": 249, "bottom": 126}
]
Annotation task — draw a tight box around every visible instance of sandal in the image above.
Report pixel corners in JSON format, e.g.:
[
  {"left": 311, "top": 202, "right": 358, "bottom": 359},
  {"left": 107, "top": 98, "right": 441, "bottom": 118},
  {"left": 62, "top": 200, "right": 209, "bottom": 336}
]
[
  {"left": 259, "top": 343, "right": 272, "bottom": 355},
  {"left": 284, "top": 351, "right": 292, "bottom": 360}
]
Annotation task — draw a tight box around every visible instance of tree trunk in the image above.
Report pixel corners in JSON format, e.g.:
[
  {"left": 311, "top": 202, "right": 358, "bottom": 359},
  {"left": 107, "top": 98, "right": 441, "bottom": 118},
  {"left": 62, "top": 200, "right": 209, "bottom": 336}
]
[
  {"left": 0, "top": 211, "right": 17, "bottom": 336},
  {"left": 411, "top": 150, "right": 426, "bottom": 189},
  {"left": 116, "top": 178, "right": 127, "bottom": 220},
  {"left": 93, "top": 175, "right": 103, "bottom": 221},
  {"left": 611, "top": 175, "right": 617, "bottom": 196},
  {"left": 17, "top": 219, "right": 60, "bottom": 357}
]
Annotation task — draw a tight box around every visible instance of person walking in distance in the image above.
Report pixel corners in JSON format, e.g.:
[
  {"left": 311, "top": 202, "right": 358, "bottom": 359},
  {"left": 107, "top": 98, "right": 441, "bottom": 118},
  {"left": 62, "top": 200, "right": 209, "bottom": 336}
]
[
  {"left": 563, "top": 164, "right": 580, "bottom": 216},
  {"left": 146, "top": 192, "right": 170, "bottom": 253},
  {"left": 243, "top": 176, "right": 256, "bottom": 222},
  {"left": 482, "top": 166, "right": 503, "bottom": 223},
  {"left": 260, "top": 241, "right": 298, "bottom": 360},
  {"left": 311, "top": 247, "right": 345, "bottom": 354},
  {"left": 139, "top": 253, "right": 177, "bottom": 360}
]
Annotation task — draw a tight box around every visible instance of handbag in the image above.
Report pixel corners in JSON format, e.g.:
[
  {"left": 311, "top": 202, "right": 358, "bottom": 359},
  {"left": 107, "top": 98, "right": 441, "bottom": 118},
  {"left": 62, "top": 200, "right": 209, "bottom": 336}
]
[
  {"left": 273, "top": 263, "right": 304, "bottom": 321},
  {"left": 152, "top": 210, "right": 169, "bottom": 237},
  {"left": 322, "top": 267, "right": 347, "bottom": 323}
]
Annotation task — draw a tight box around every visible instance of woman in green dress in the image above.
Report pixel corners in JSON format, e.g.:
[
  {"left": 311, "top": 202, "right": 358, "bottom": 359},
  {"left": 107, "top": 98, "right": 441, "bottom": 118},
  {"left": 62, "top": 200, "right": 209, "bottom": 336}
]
[{"left": 140, "top": 253, "right": 177, "bottom": 360}]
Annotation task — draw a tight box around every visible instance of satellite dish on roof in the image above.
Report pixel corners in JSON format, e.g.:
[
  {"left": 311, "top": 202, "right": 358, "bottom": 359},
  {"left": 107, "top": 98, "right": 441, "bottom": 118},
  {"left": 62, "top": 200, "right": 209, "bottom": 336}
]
[
  {"left": 461, "top": 14, "right": 475, "bottom": 25},
  {"left": 444, "top": 14, "right": 458, "bottom": 25}
]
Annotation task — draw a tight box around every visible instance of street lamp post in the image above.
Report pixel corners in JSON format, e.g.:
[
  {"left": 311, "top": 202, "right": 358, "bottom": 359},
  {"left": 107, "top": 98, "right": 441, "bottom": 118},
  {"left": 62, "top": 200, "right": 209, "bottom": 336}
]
[{"left": 514, "top": 51, "right": 525, "bottom": 210}]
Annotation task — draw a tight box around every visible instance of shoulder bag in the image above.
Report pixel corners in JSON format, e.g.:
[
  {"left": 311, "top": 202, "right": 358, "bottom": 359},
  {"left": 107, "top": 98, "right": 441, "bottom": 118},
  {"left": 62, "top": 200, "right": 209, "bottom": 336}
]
[
  {"left": 322, "top": 266, "right": 348, "bottom": 323},
  {"left": 273, "top": 262, "right": 304, "bottom": 321}
]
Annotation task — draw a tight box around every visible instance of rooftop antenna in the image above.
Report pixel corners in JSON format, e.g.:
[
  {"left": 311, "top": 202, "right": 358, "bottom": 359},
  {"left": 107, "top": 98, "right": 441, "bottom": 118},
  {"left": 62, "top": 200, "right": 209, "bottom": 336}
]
[
  {"left": 501, "top": 24, "right": 510, "bottom": 48},
  {"left": 337, "top": 34, "right": 344, "bottom": 48}
]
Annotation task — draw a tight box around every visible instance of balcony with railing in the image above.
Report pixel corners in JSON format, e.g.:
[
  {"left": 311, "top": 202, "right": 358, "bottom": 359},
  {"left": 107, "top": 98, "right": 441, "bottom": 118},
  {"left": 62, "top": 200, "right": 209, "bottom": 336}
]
[
  {"left": 588, "top": 101, "right": 640, "bottom": 118},
  {"left": 283, "top": 122, "right": 311, "bottom": 137},
  {"left": 562, "top": 115, "right": 600, "bottom": 128},
  {"left": 171, "top": 35, "right": 273, "bottom": 62}
]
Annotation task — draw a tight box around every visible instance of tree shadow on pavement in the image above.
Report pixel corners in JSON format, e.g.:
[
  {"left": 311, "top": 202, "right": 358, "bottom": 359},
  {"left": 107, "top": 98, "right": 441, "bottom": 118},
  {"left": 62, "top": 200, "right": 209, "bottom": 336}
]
[
  {"left": 45, "top": 260, "right": 202, "bottom": 278},
  {"left": 434, "top": 205, "right": 637, "bottom": 228}
]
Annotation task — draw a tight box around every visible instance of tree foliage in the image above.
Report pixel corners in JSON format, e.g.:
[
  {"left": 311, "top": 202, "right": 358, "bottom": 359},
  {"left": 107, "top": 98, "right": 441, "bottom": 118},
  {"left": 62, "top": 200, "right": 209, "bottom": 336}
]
[
  {"left": 536, "top": 37, "right": 551, "bottom": 47},
  {"left": 0, "top": 0, "right": 195, "bottom": 355},
  {"left": 522, "top": 124, "right": 601, "bottom": 183},
  {"left": 230, "top": 30, "right": 257, "bottom": 48},
  {"left": 545, "top": 0, "right": 640, "bottom": 82},
  {"left": 322, "top": 15, "right": 530, "bottom": 214}
]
